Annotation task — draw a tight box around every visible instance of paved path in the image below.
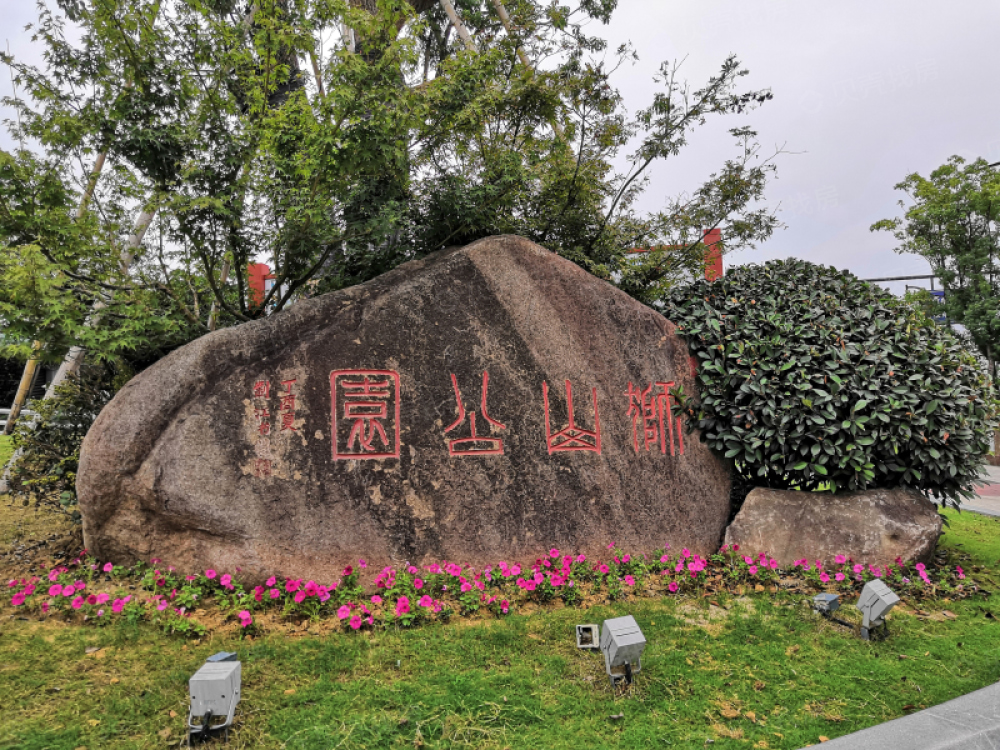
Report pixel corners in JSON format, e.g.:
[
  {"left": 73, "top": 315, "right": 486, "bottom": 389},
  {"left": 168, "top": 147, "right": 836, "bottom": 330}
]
[
  {"left": 806, "top": 680, "right": 1000, "bottom": 749},
  {"left": 961, "top": 465, "right": 1000, "bottom": 517}
]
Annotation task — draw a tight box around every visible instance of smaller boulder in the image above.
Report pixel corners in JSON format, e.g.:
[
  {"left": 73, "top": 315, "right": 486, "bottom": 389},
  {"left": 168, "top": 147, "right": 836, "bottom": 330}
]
[{"left": 724, "top": 487, "right": 943, "bottom": 566}]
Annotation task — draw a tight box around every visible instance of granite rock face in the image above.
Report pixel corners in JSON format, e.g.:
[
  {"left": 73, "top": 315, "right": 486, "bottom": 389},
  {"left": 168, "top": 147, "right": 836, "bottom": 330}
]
[
  {"left": 724, "top": 486, "right": 943, "bottom": 566},
  {"left": 78, "top": 235, "right": 732, "bottom": 581}
]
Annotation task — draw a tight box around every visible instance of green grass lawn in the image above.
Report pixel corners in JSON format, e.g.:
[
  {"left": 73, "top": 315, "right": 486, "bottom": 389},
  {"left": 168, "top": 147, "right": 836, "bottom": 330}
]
[
  {"left": 0, "top": 435, "right": 12, "bottom": 471},
  {"left": 2, "top": 509, "right": 1000, "bottom": 750}
]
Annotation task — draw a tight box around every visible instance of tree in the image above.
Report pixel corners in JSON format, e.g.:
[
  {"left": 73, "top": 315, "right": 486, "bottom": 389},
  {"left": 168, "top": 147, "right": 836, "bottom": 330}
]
[
  {"left": 872, "top": 156, "right": 1000, "bottom": 380},
  {"left": 0, "top": 0, "right": 782, "bottom": 373}
]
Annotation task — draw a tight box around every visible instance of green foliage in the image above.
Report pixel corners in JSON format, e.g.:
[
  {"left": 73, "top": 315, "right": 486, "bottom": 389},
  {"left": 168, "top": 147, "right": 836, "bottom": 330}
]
[
  {"left": 663, "top": 258, "right": 998, "bottom": 506},
  {"left": 0, "top": 436, "right": 12, "bottom": 473},
  {"left": 0, "top": 0, "right": 781, "bottom": 367},
  {"left": 7, "top": 372, "right": 113, "bottom": 515},
  {"left": 873, "top": 156, "right": 1000, "bottom": 379}
]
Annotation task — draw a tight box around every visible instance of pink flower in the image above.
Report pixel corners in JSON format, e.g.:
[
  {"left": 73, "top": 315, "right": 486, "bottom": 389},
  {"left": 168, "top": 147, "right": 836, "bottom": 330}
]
[
  {"left": 576, "top": 554, "right": 586, "bottom": 563},
  {"left": 205, "top": 569, "right": 217, "bottom": 579},
  {"left": 87, "top": 594, "right": 98, "bottom": 605},
  {"left": 599, "top": 564, "right": 610, "bottom": 574},
  {"left": 748, "top": 565, "right": 758, "bottom": 576},
  {"left": 549, "top": 548, "right": 559, "bottom": 558},
  {"left": 49, "top": 584, "right": 62, "bottom": 597},
  {"left": 74, "top": 580, "right": 86, "bottom": 591},
  {"left": 96, "top": 593, "right": 109, "bottom": 604},
  {"left": 371, "top": 595, "right": 383, "bottom": 605},
  {"left": 185, "top": 575, "right": 198, "bottom": 581},
  {"left": 395, "top": 596, "right": 411, "bottom": 617},
  {"left": 71, "top": 596, "right": 84, "bottom": 610},
  {"left": 62, "top": 584, "right": 76, "bottom": 597},
  {"left": 293, "top": 590, "right": 306, "bottom": 604},
  {"left": 41, "top": 601, "right": 50, "bottom": 614},
  {"left": 681, "top": 548, "right": 690, "bottom": 558},
  {"left": 285, "top": 579, "right": 301, "bottom": 593},
  {"left": 915, "top": 562, "right": 926, "bottom": 572},
  {"left": 269, "top": 588, "right": 280, "bottom": 599},
  {"left": 414, "top": 579, "right": 424, "bottom": 590},
  {"left": 418, "top": 595, "right": 433, "bottom": 608},
  {"left": 668, "top": 581, "right": 679, "bottom": 593},
  {"left": 220, "top": 574, "right": 233, "bottom": 589},
  {"left": 304, "top": 580, "right": 320, "bottom": 597},
  {"left": 660, "top": 554, "right": 670, "bottom": 563},
  {"left": 835, "top": 572, "right": 845, "bottom": 582},
  {"left": 622, "top": 554, "right": 631, "bottom": 563},
  {"left": 103, "top": 562, "right": 114, "bottom": 573},
  {"left": 11, "top": 592, "right": 25, "bottom": 606},
  {"left": 623, "top": 575, "right": 635, "bottom": 586},
  {"left": 359, "top": 559, "right": 367, "bottom": 569},
  {"left": 266, "top": 576, "right": 277, "bottom": 587},
  {"left": 853, "top": 564, "right": 864, "bottom": 574},
  {"left": 157, "top": 600, "right": 168, "bottom": 611},
  {"left": 957, "top": 566, "right": 966, "bottom": 580},
  {"left": 835, "top": 555, "right": 846, "bottom": 565},
  {"left": 500, "top": 599, "right": 509, "bottom": 614},
  {"left": 819, "top": 573, "right": 830, "bottom": 583},
  {"left": 350, "top": 615, "right": 362, "bottom": 630},
  {"left": 337, "top": 605, "right": 351, "bottom": 620},
  {"left": 238, "top": 610, "right": 252, "bottom": 627},
  {"left": 607, "top": 542, "right": 616, "bottom": 550},
  {"left": 770, "top": 559, "right": 779, "bottom": 570}
]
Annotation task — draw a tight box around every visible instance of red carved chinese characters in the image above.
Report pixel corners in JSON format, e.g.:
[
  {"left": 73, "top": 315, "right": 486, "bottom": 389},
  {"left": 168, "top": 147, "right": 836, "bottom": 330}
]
[
  {"left": 330, "top": 370, "right": 401, "bottom": 460},
  {"left": 543, "top": 380, "right": 601, "bottom": 454},
  {"left": 279, "top": 378, "right": 297, "bottom": 432},
  {"left": 445, "top": 372, "right": 506, "bottom": 456},
  {"left": 624, "top": 380, "right": 684, "bottom": 456},
  {"left": 251, "top": 379, "right": 272, "bottom": 476}
]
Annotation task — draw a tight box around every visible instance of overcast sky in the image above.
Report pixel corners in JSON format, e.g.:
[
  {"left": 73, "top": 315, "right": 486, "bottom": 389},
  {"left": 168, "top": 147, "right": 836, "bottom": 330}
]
[
  {"left": 1, "top": 0, "right": 997, "bottom": 297},
  {"left": 599, "top": 1, "right": 1000, "bottom": 296}
]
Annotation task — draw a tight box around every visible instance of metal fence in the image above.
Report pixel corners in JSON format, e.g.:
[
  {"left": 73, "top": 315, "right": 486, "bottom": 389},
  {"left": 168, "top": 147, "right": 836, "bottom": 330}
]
[{"left": 0, "top": 408, "right": 37, "bottom": 433}]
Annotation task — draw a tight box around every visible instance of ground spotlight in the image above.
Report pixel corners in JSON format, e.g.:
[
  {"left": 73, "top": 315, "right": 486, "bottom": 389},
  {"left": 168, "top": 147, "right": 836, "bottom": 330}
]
[
  {"left": 576, "top": 623, "right": 599, "bottom": 649},
  {"left": 187, "top": 651, "right": 241, "bottom": 745},
  {"left": 600, "top": 615, "right": 646, "bottom": 687},
  {"left": 856, "top": 580, "right": 900, "bottom": 641}
]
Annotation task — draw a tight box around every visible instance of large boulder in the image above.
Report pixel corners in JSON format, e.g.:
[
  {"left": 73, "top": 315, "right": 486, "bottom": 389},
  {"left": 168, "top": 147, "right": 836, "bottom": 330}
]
[
  {"left": 78, "top": 235, "right": 732, "bottom": 581},
  {"left": 724, "top": 486, "right": 943, "bottom": 565}
]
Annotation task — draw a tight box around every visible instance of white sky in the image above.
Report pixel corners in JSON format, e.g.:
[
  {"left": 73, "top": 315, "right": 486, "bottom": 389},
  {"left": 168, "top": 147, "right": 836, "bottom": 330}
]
[{"left": 2, "top": 0, "right": 998, "bottom": 297}]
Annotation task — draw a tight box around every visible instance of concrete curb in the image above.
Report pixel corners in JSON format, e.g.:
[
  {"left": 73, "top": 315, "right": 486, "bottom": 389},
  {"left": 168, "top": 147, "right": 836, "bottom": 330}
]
[{"left": 806, "top": 681, "right": 1000, "bottom": 749}]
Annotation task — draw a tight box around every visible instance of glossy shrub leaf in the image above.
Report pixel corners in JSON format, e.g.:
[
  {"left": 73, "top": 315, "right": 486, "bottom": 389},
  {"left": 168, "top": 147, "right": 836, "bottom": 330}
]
[{"left": 663, "top": 258, "right": 998, "bottom": 509}]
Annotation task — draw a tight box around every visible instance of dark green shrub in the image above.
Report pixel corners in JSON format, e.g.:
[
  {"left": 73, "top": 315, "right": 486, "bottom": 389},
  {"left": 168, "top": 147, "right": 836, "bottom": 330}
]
[
  {"left": 7, "top": 371, "right": 112, "bottom": 518},
  {"left": 663, "top": 258, "right": 997, "bottom": 508}
]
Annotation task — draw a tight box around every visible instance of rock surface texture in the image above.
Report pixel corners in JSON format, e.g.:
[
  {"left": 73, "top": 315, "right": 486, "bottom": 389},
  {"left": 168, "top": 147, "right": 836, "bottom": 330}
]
[
  {"left": 78, "top": 235, "right": 732, "bottom": 581},
  {"left": 724, "top": 486, "right": 943, "bottom": 565}
]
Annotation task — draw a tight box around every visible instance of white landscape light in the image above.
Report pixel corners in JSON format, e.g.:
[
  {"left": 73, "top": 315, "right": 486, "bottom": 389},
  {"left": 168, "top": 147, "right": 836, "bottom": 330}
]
[
  {"left": 600, "top": 615, "right": 646, "bottom": 687},
  {"left": 812, "top": 592, "right": 841, "bottom": 616},
  {"left": 856, "top": 579, "right": 900, "bottom": 641},
  {"left": 576, "top": 623, "right": 600, "bottom": 649},
  {"left": 188, "top": 652, "right": 241, "bottom": 744}
]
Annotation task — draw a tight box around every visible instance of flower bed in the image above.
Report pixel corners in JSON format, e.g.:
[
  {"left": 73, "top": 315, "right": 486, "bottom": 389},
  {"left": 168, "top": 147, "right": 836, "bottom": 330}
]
[{"left": 4, "top": 543, "right": 978, "bottom": 637}]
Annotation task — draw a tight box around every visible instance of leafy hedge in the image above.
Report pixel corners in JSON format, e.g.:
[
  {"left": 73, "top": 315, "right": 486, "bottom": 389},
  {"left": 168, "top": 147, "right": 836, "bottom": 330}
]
[{"left": 663, "top": 258, "right": 997, "bottom": 507}]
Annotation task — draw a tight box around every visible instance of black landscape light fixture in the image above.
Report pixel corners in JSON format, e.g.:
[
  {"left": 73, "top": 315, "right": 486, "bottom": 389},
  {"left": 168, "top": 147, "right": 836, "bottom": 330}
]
[
  {"left": 600, "top": 615, "right": 646, "bottom": 687},
  {"left": 856, "top": 580, "right": 900, "bottom": 641},
  {"left": 187, "top": 652, "right": 241, "bottom": 745}
]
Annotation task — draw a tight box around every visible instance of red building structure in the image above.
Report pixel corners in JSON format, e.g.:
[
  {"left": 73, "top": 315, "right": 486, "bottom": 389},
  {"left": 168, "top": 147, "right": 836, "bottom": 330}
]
[{"left": 628, "top": 228, "right": 723, "bottom": 281}]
